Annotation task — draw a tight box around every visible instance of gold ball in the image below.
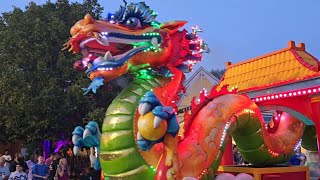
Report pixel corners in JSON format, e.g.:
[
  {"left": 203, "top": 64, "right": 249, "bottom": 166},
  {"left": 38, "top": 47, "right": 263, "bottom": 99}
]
[{"left": 138, "top": 112, "right": 167, "bottom": 141}]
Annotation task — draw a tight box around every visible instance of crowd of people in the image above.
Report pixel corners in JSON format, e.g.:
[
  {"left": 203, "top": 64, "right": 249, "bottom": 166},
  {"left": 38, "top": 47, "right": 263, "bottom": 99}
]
[{"left": 0, "top": 149, "right": 99, "bottom": 180}]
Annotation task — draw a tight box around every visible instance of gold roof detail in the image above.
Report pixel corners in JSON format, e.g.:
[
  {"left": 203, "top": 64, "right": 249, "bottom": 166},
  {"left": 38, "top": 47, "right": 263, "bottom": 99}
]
[{"left": 218, "top": 41, "right": 320, "bottom": 92}]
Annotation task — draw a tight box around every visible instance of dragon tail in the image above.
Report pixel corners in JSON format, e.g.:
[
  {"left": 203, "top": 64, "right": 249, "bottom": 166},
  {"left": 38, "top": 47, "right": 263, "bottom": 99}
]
[{"left": 177, "top": 94, "right": 305, "bottom": 178}]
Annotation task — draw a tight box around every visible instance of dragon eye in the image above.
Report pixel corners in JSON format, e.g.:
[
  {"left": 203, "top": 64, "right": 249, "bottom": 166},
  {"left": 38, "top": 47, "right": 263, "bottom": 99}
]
[{"left": 125, "top": 17, "right": 141, "bottom": 27}]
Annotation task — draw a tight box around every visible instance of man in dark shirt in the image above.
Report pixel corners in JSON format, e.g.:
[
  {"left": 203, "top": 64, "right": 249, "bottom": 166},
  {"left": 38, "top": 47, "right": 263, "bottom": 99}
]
[
  {"left": 9, "top": 153, "right": 28, "bottom": 173},
  {"left": 48, "top": 153, "right": 59, "bottom": 180}
]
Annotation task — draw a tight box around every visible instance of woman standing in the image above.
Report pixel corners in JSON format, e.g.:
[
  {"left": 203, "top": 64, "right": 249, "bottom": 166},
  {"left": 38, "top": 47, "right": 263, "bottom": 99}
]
[
  {"left": 26, "top": 154, "right": 37, "bottom": 180},
  {"left": 56, "top": 158, "right": 70, "bottom": 180}
]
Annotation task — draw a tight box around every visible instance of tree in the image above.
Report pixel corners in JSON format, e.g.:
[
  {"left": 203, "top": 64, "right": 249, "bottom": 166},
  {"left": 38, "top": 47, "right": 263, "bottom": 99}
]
[
  {"left": 0, "top": 0, "right": 122, "bottom": 145},
  {"left": 210, "top": 68, "right": 226, "bottom": 80}
]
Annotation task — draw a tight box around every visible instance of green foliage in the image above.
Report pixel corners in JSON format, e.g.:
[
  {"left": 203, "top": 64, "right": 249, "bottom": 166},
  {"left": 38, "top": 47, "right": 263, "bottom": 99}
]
[
  {"left": 210, "top": 68, "right": 226, "bottom": 80},
  {"left": 0, "top": 0, "right": 124, "bottom": 144},
  {"left": 302, "top": 125, "right": 318, "bottom": 151}
]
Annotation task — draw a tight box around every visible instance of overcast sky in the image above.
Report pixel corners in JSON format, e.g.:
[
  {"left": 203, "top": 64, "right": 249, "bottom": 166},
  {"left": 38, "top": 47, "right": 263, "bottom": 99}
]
[{"left": 1, "top": 0, "right": 320, "bottom": 73}]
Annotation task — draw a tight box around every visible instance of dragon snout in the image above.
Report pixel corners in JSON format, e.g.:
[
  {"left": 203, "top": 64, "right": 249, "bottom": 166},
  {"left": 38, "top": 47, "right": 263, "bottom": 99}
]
[
  {"left": 83, "top": 13, "right": 95, "bottom": 25},
  {"left": 70, "top": 13, "right": 96, "bottom": 36}
]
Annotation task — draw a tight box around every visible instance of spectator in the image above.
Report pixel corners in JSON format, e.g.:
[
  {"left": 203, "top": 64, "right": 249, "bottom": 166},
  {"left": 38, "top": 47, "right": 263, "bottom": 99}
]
[
  {"left": 58, "top": 151, "right": 64, "bottom": 159},
  {"left": 56, "top": 158, "right": 70, "bottom": 180},
  {"left": 48, "top": 153, "right": 59, "bottom": 180},
  {"left": 32, "top": 155, "right": 48, "bottom": 180},
  {"left": 290, "top": 148, "right": 307, "bottom": 166},
  {"left": 88, "top": 168, "right": 99, "bottom": 180},
  {"left": 9, "top": 153, "right": 28, "bottom": 173},
  {"left": 233, "top": 145, "right": 243, "bottom": 165},
  {"left": 45, "top": 154, "right": 54, "bottom": 168},
  {"left": 26, "top": 155, "right": 37, "bottom": 180},
  {"left": 1, "top": 150, "right": 12, "bottom": 167},
  {"left": 79, "top": 168, "right": 90, "bottom": 180},
  {"left": 9, "top": 163, "right": 27, "bottom": 180},
  {"left": 0, "top": 157, "right": 10, "bottom": 180}
]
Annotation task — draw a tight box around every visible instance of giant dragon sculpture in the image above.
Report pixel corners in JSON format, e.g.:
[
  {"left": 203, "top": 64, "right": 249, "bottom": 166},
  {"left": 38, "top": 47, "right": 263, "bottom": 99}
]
[{"left": 65, "top": 2, "right": 308, "bottom": 180}]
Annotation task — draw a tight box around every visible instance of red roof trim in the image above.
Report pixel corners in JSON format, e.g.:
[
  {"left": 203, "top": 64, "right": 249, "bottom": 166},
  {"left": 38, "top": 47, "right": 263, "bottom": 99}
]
[
  {"left": 303, "top": 51, "right": 320, "bottom": 72},
  {"left": 290, "top": 49, "right": 318, "bottom": 72}
]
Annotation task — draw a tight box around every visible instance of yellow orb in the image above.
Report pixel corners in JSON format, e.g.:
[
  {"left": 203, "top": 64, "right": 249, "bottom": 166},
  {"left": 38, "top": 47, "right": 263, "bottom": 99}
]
[{"left": 138, "top": 112, "right": 167, "bottom": 141}]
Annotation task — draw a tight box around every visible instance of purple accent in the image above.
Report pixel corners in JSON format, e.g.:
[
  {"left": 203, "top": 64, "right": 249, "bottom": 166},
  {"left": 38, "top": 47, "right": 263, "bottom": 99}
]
[
  {"left": 42, "top": 140, "right": 50, "bottom": 160},
  {"left": 53, "top": 140, "right": 71, "bottom": 153}
]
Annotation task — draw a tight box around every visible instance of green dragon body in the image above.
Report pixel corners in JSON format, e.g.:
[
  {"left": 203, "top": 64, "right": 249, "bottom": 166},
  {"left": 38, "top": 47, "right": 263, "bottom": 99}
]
[{"left": 100, "top": 76, "right": 168, "bottom": 179}]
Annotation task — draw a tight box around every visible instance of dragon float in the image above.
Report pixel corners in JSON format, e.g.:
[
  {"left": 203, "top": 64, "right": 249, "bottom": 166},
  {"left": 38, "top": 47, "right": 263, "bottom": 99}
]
[{"left": 65, "top": 2, "right": 308, "bottom": 180}]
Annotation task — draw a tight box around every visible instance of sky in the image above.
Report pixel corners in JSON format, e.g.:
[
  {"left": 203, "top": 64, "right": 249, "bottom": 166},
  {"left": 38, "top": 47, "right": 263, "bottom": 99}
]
[{"left": 1, "top": 0, "right": 320, "bottom": 73}]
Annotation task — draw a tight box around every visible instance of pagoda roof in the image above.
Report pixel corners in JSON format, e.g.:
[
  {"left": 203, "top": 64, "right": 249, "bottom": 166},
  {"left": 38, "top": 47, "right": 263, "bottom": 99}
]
[{"left": 217, "top": 41, "right": 320, "bottom": 92}]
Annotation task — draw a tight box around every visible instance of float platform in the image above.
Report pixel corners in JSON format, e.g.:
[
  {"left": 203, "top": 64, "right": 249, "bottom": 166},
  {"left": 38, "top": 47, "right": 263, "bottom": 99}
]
[{"left": 218, "top": 165, "right": 310, "bottom": 180}]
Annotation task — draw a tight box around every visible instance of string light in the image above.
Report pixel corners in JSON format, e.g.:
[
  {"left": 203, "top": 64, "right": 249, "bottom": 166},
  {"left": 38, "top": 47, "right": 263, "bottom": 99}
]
[
  {"left": 149, "top": 166, "right": 156, "bottom": 172},
  {"left": 268, "top": 149, "right": 279, "bottom": 156},
  {"left": 244, "top": 109, "right": 255, "bottom": 113},
  {"left": 229, "top": 86, "right": 238, "bottom": 92},
  {"left": 219, "top": 121, "right": 230, "bottom": 148},
  {"left": 151, "top": 21, "right": 161, "bottom": 28},
  {"left": 197, "top": 169, "right": 207, "bottom": 179},
  {"left": 253, "top": 86, "right": 320, "bottom": 102},
  {"left": 293, "top": 139, "right": 302, "bottom": 151}
]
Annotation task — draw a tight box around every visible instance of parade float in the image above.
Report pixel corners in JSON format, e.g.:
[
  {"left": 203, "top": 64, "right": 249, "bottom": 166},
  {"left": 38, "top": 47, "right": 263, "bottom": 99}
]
[{"left": 64, "top": 1, "right": 320, "bottom": 179}]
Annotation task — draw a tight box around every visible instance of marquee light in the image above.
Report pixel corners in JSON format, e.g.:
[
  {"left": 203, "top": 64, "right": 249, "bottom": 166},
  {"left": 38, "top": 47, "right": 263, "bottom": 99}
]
[{"left": 254, "top": 87, "right": 320, "bottom": 102}]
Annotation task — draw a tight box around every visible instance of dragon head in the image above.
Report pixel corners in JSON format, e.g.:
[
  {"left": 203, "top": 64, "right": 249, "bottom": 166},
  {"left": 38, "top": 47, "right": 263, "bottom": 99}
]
[{"left": 64, "top": 2, "right": 208, "bottom": 85}]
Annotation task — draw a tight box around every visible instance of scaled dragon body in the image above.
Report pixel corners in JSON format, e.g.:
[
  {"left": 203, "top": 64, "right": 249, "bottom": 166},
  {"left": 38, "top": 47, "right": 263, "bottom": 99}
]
[{"left": 66, "top": 2, "right": 306, "bottom": 180}]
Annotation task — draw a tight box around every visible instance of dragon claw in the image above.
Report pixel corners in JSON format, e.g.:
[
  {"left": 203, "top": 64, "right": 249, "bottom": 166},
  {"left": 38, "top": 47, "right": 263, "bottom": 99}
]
[
  {"left": 72, "top": 134, "right": 81, "bottom": 145},
  {"left": 71, "top": 121, "right": 101, "bottom": 170},
  {"left": 138, "top": 102, "right": 152, "bottom": 116},
  {"left": 137, "top": 134, "right": 164, "bottom": 151},
  {"left": 137, "top": 91, "right": 180, "bottom": 151},
  {"left": 137, "top": 131, "right": 144, "bottom": 140},
  {"left": 83, "top": 128, "right": 92, "bottom": 138},
  {"left": 139, "top": 91, "right": 161, "bottom": 107},
  {"left": 154, "top": 116, "right": 164, "bottom": 128},
  {"left": 73, "top": 146, "right": 81, "bottom": 155},
  {"left": 90, "top": 154, "right": 98, "bottom": 165}
]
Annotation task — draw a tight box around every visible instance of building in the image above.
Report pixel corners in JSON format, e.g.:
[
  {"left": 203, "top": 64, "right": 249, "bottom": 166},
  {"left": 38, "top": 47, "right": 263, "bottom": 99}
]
[{"left": 177, "top": 67, "right": 220, "bottom": 135}]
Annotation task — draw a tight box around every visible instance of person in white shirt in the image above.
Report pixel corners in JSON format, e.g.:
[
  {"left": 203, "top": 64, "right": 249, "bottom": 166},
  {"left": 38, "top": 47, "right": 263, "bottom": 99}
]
[
  {"left": 9, "top": 163, "right": 27, "bottom": 180},
  {"left": 1, "top": 150, "right": 12, "bottom": 167}
]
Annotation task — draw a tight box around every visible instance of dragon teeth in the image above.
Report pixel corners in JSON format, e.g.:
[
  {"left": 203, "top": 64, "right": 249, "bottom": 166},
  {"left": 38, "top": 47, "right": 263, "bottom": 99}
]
[
  {"left": 151, "top": 37, "right": 158, "bottom": 47},
  {"left": 97, "top": 33, "right": 109, "bottom": 46},
  {"left": 104, "top": 51, "right": 114, "bottom": 61}
]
